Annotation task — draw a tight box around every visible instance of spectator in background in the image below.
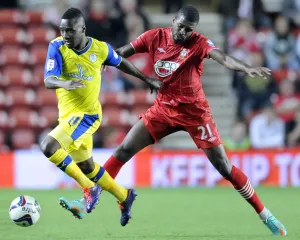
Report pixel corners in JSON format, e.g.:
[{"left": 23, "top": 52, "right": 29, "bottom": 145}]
[
  {"left": 282, "top": 0, "right": 300, "bottom": 27},
  {"left": 162, "top": 0, "right": 184, "bottom": 14},
  {"left": 249, "top": 104, "right": 285, "bottom": 149},
  {"left": 119, "top": 13, "right": 154, "bottom": 91},
  {"left": 234, "top": 51, "right": 276, "bottom": 118},
  {"left": 224, "top": 120, "right": 250, "bottom": 150},
  {"left": 43, "top": 0, "right": 71, "bottom": 30},
  {"left": 228, "top": 18, "right": 260, "bottom": 63},
  {"left": 117, "top": 0, "right": 150, "bottom": 32},
  {"left": 0, "top": 0, "right": 18, "bottom": 8},
  {"left": 287, "top": 106, "right": 300, "bottom": 146},
  {"left": 264, "top": 15, "right": 299, "bottom": 70},
  {"left": 272, "top": 79, "right": 300, "bottom": 137},
  {"left": 44, "top": 0, "right": 88, "bottom": 30},
  {"left": 86, "top": 0, "right": 127, "bottom": 48},
  {"left": 218, "top": 0, "right": 270, "bottom": 37}
]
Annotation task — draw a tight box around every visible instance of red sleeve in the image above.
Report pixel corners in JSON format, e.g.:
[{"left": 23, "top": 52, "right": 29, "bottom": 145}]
[
  {"left": 130, "top": 29, "right": 158, "bottom": 53},
  {"left": 198, "top": 36, "right": 219, "bottom": 59}
]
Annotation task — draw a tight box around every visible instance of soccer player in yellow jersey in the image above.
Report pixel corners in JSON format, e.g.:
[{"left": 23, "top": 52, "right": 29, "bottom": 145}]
[{"left": 40, "top": 8, "right": 162, "bottom": 226}]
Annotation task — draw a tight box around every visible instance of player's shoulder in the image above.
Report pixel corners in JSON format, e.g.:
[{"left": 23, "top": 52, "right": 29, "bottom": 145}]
[
  {"left": 191, "top": 32, "right": 209, "bottom": 42},
  {"left": 191, "top": 32, "right": 217, "bottom": 47},
  {"left": 90, "top": 37, "right": 108, "bottom": 48},
  {"left": 139, "top": 27, "right": 165, "bottom": 39},
  {"left": 49, "top": 36, "right": 64, "bottom": 49}
]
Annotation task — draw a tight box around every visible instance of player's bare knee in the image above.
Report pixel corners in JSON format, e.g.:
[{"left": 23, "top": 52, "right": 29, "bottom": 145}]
[
  {"left": 114, "top": 144, "right": 134, "bottom": 163},
  {"left": 216, "top": 157, "right": 232, "bottom": 179},
  {"left": 40, "top": 136, "right": 60, "bottom": 158},
  {"left": 77, "top": 159, "right": 94, "bottom": 174}
]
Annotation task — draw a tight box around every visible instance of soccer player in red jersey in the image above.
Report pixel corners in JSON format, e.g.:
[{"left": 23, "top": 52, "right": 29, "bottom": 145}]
[{"left": 64, "top": 6, "right": 287, "bottom": 234}]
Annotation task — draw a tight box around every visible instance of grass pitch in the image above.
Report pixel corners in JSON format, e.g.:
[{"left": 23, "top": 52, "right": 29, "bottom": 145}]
[{"left": 0, "top": 187, "right": 298, "bottom": 240}]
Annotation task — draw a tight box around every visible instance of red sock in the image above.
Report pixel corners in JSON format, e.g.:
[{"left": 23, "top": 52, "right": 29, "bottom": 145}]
[
  {"left": 228, "top": 165, "right": 264, "bottom": 214},
  {"left": 103, "top": 155, "right": 125, "bottom": 179}
]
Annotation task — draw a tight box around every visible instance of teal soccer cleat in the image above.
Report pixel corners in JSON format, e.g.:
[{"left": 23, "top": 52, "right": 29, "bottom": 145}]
[
  {"left": 263, "top": 215, "right": 287, "bottom": 236},
  {"left": 59, "top": 197, "right": 87, "bottom": 219}
]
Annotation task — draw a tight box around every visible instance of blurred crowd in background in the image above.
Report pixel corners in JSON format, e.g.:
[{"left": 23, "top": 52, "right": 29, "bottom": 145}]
[{"left": 0, "top": 0, "right": 300, "bottom": 151}]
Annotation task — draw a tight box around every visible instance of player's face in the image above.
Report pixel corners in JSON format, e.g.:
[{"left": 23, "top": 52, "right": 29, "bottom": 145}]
[
  {"left": 60, "top": 18, "right": 85, "bottom": 49},
  {"left": 172, "top": 16, "right": 197, "bottom": 44}
]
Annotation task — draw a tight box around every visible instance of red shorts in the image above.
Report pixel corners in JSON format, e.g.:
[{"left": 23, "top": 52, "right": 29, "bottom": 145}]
[{"left": 140, "top": 99, "right": 222, "bottom": 149}]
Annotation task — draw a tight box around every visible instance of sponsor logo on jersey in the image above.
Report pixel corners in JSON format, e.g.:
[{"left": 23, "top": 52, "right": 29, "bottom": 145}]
[
  {"left": 63, "top": 64, "right": 93, "bottom": 80},
  {"left": 154, "top": 60, "right": 180, "bottom": 77},
  {"left": 180, "top": 48, "right": 189, "bottom": 59},
  {"left": 46, "top": 58, "right": 55, "bottom": 71},
  {"left": 89, "top": 53, "right": 97, "bottom": 63}
]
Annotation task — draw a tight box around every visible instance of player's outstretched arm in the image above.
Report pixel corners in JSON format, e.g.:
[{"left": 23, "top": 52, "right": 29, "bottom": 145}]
[
  {"left": 209, "top": 49, "right": 271, "bottom": 79},
  {"left": 44, "top": 77, "right": 85, "bottom": 91},
  {"left": 116, "top": 58, "right": 162, "bottom": 93},
  {"left": 115, "top": 44, "right": 136, "bottom": 58}
]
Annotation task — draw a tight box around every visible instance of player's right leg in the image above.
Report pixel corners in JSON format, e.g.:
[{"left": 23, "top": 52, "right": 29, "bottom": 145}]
[
  {"left": 40, "top": 126, "right": 100, "bottom": 214},
  {"left": 202, "top": 145, "right": 287, "bottom": 236}
]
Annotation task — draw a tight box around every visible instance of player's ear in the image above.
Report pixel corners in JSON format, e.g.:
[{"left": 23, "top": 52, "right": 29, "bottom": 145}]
[{"left": 82, "top": 26, "right": 86, "bottom": 33}]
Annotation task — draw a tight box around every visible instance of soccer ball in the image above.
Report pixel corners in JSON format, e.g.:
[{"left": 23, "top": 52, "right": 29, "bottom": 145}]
[{"left": 9, "top": 195, "right": 41, "bottom": 227}]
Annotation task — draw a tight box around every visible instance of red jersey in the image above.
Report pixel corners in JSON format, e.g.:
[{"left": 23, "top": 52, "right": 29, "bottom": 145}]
[
  {"left": 272, "top": 94, "right": 300, "bottom": 122},
  {"left": 131, "top": 27, "right": 218, "bottom": 106}
]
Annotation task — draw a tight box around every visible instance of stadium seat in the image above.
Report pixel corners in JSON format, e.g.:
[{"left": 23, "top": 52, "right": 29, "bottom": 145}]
[
  {"left": 129, "top": 105, "right": 150, "bottom": 125},
  {"left": 0, "top": 46, "right": 29, "bottom": 65},
  {"left": 127, "top": 89, "right": 155, "bottom": 105},
  {"left": 0, "top": 27, "right": 26, "bottom": 44},
  {"left": 99, "top": 91, "right": 127, "bottom": 107},
  {"left": 24, "top": 11, "right": 44, "bottom": 25},
  {"left": 101, "top": 108, "right": 130, "bottom": 127},
  {"left": 0, "top": 9, "right": 22, "bottom": 24},
  {"left": 0, "top": 131, "right": 9, "bottom": 153},
  {"left": 39, "top": 106, "right": 58, "bottom": 128},
  {"left": 28, "top": 45, "right": 48, "bottom": 65},
  {"left": 35, "top": 87, "right": 57, "bottom": 106},
  {"left": 11, "top": 128, "right": 36, "bottom": 149},
  {"left": 32, "top": 65, "right": 45, "bottom": 87},
  {"left": 0, "top": 90, "right": 6, "bottom": 107},
  {"left": 5, "top": 87, "right": 36, "bottom": 106},
  {"left": 26, "top": 26, "right": 56, "bottom": 44},
  {"left": 0, "top": 110, "right": 9, "bottom": 128},
  {"left": 1, "top": 66, "right": 33, "bottom": 87},
  {"left": 8, "top": 107, "right": 40, "bottom": 128}
]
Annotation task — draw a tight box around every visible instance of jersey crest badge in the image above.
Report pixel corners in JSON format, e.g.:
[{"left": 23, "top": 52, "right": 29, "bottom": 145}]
[
  {"left": 180, "top": 49, "right": 189, "bottom": 59},
  {"left": 89, "top": 53, "right": 97, "bottom": 63},
  {"left": 46, "top": 58, "right": 55, "bottom": 71}
]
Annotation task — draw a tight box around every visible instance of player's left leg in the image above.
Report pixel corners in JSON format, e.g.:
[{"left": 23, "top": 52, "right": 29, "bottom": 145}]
[{"left": 202, "top": 145, "right": 287, "bottom": 236}]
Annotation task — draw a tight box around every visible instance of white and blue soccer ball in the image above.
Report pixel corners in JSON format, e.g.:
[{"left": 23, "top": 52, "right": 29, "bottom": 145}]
[{"left": 9, "top": 196, "right": 41, "bottom": 227}]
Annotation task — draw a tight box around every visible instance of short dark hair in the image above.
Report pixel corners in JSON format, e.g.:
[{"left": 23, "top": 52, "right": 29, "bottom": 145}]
[
  {"left": 62, "top": 8, "right": 84, "bottom": 20},
  {"left": 176, "top": 6, "right": 199, "bottom": 24}
]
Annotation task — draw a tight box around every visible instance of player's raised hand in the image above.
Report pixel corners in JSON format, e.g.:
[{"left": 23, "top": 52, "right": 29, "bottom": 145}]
[
  {"left": 145, "top": 78, "right": 163, "bottom": 94},
  {"left": 246, "top": 67, "right": 271, "bottom": 79},
  {"left": 62, "top": 80, "right": 86, "bottom": 91}
]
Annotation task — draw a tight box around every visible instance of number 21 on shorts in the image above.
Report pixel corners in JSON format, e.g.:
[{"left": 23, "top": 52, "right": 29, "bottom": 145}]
[{"left": 198, "top": 123, "right": 214, "bottom": 140}]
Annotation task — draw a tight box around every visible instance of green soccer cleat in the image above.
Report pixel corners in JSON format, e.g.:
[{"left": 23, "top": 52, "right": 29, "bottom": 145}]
[
  {"left": 59, "top": 197, "right": 87, "bottom": 219},
  {"left": 263, "top": 215, "right": 287, "bottom": 236}
]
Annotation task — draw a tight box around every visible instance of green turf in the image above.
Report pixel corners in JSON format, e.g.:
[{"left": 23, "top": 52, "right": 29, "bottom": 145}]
[{"left": 0, "top": 187, "right": 298, "bottom": 240}]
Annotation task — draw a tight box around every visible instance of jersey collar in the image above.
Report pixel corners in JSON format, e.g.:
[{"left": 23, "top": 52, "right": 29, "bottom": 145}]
[{"left": 72, "top": 37, "right": 92, "bottom": 55}]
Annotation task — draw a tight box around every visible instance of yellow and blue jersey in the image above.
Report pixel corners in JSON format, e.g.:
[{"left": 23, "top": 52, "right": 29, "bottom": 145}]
[{"left": 44, "top": 36, "right": 122, "bottom": 120}]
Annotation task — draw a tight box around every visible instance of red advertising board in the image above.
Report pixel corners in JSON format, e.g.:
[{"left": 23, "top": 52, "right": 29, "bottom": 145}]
[
  {"left": 0, "top": 153, "right": 14, "bottom": 188},
  {"left": 135, "top": 148, "right": 300, "bottom": 187}
]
